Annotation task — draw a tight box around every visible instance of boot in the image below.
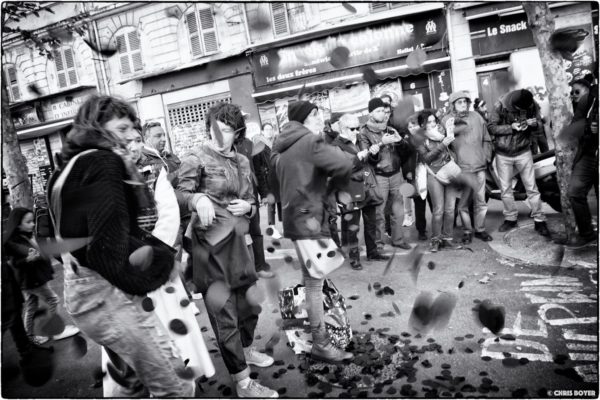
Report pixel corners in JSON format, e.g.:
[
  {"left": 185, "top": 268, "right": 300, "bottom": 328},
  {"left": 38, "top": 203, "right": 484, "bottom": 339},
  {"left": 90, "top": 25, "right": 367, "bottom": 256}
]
[
  {"left": 349, "top": 248, "right": 362, "bottom": 270},
  {"left": 311, "top": 332, "right": 353, "bottom": 364}
]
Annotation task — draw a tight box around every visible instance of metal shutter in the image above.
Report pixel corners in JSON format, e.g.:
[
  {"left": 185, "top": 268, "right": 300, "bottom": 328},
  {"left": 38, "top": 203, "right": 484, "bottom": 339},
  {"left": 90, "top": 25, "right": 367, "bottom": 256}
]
[
  {"left": 63, "top": 48, "right": 78, "bottom": 86},
  {"left": 7, "top": 65, "right": 20, "bottom": 100},
  {"left": 53, "top": 50, "right": 68, "bottom": 88},
  {"left": 271, "top": 3, "right": 290, "bottom": 37},
  {"left": 116, "top": 34, "right": 131, "bottom": 75},
  {"left": 186, "top": 11, "right": 203, "bottom": 57},
  {"left": 128, "top": 31, "right": 143, "bottom": 72},
  {"left": 369, "top": 3, "right": 390, "bottom": 13},
  {"left": 198, "top": 7, "right": 218, "bottom": 54}
]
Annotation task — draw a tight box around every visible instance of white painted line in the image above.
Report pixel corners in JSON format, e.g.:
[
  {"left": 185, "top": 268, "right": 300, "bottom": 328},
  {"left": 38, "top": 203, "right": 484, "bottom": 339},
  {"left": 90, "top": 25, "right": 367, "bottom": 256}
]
[
  {"left": 481, "top": 337, "right": 554, "bottom": 362},
  {"left": 568, "top": 353, "right": 598, "bottom": 361},
  {"left": 567, "top": 343, "right": 598, "bottom": 351},
  {"left": 524, "top": 293, "right": 595, "bottom": 304},
  {"left": 521, "top": 277, "right": 582, "bottom": 287},
  {"left": 563, "top": 330, "right": 598, "bottom": 342},
  {"left": 574, "top": 365, "right": 599, "bottom": 383},
  {"left": 520, "top": 286, "right": 583, "bottom": 292},
  {"left": 515, "top": 273, "right": 549, "bottom": 278},
  {"left": 539, "top": 304, "right": 598, "bottom": 326}
]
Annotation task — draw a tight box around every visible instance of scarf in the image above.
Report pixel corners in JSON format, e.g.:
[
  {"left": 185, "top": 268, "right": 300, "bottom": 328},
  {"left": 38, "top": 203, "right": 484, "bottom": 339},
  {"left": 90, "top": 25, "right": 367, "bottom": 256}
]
[
  {"left": 366, "top": 119, "right": 389, "bottom": 133},
  {"left": 424, "top": 125, "right": 445, "bottom": 141}
]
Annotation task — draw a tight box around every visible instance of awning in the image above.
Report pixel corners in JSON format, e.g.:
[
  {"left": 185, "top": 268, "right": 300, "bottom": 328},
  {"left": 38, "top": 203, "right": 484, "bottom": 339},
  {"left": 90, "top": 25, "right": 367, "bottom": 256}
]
[
  {"left": 17, "top": 118, "right": 73, "bottom": 140},
  {"left": 252, "top": 54, "right": 450, "bottom": 103}
]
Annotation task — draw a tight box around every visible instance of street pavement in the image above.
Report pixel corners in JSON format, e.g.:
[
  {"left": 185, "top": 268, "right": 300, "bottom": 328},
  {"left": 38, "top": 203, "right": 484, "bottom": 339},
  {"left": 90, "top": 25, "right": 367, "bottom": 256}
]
[{"left": 2, "top": 197, "right": 598, "bottom": 398}]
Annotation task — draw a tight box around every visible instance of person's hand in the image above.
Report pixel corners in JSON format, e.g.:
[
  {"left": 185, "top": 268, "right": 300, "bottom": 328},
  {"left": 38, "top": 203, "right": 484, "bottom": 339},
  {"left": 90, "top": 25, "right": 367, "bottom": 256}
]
[
  {"left": 442, "top": 136, "right": 455, "bottom": 146},
  {"left": 357, "top": 149, "right": 369, "bottom": 160},
  {"left": 227, "top": 199, "right": 252, "bottom": 216},
  {"left": 26, "top": 248, "right": 40, "bottom": 262},
  {"left": 406, "top": 172, "right": 413, "bottom": 181},
  {"left": 369, "top": 144, "right": 380, "bottom": 155},
  {"left": 195, "top": 195, "right": 215, "bottom": 226},
  {"left": 445, "top": 117, "right": 455, "bottom": 136},
  {"left": 261, "top": 197, "right": 270, "bottom": 207},
  {"left": 526, "top": 118, "right": 538, "bottom": 127},
  {"left": 511, "top": 122, "right": 523, "bottom": 131},
  {"left": 381, "top": 133, "right": 401, "bottom": 145}
]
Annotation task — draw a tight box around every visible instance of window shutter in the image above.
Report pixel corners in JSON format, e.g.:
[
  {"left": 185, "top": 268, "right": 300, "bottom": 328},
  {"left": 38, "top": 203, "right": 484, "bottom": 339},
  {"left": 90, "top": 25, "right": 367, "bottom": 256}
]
[
  {"left": 128, "top": 31, "right": 143, "bottom": 72},
  {"left": 390, "top": 3, "right": 406, "bottom": 9},
  {"left": 53, "top": 50, "right": 68, "bottom": 88},
  {"left": 116, "top": 34, "right": 131, "bottom": 75},
  {"left": 63, "top": 48, "right": 78, "bottom": 86},
  {"left": 198, "top": 7, "right": 218, "bottom": 54},
  {"left": 369, "top": 3, "right": 390, "bottom": 13},
  {"left": 271, "top": 3, "right": 290, "bottom": 37},
  {"left": 186, "top": 11, "right": 203, "bottom": 57},
  {"left": 7, "top": 66, "right": 20, "bottom": 100}
]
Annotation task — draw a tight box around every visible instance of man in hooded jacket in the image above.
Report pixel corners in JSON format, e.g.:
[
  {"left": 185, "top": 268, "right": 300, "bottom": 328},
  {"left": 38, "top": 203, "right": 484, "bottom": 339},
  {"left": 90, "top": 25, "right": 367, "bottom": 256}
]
[
  {"left": 488, "top": 89, "right": 551, "bottom": 237},
  {"left": 270, "top": 101, "right": 354, "bottom": 364}
]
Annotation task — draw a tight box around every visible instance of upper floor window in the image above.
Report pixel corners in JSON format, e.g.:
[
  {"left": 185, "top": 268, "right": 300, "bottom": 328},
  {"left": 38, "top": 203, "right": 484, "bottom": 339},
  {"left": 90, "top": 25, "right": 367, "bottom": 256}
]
[
  {"left": 4, "top": 64, "right": 21, "bottom": 101},
  {"left": 115, "top": 28, "right": 143, "bottom": 76},
  {"left": 370, "top": 3, "right": 407, "bottom": 13},
  {"left": 271, "top": 3, "right": 312, "bottom": 37},
  {"left": 53, "top": 47, "right": 78, "bottom": 89},
  {"left": 185, "top": 5, "right": 219, "bottom": 58}
]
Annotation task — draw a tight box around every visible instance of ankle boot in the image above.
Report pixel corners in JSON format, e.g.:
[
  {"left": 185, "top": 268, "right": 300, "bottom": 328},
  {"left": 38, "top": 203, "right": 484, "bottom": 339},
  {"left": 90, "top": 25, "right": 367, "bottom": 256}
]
[{"left": 311, "top": 332, "right": 353, "bottom": 364}]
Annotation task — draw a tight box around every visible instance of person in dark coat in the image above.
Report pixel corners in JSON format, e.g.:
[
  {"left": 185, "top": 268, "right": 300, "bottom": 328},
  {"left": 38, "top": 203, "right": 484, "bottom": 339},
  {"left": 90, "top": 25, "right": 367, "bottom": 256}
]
[
  {"left": 331, "top": 113, "right": 387, "bottom": 270},
  {"left": 271, "top": 100, "right": 354, "bottom": 364},
  {"left": 177, "top": 102, "right": 277, "bottom": 398}
]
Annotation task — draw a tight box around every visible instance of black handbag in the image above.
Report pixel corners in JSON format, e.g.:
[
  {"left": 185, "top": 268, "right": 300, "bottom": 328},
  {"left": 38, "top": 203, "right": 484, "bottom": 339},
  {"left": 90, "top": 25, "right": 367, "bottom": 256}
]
[{"left": 363, "top": 167, "right": 384, "bottom": 207}]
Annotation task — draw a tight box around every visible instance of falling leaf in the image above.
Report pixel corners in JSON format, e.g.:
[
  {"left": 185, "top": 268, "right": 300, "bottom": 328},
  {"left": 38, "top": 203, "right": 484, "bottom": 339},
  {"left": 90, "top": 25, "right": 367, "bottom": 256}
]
[
  {"left": 367, "top": 283, "right": 372, "bottom": 292},
  {"left": 142, "top": 297, "right": 155, "bottom": 312},
  {"left": 392, "top": 302, "right": 401, "bottom": 315},
  {"left": 180, "top": 299, "right": 190, "bottom": 308},
  {"left": 27, "top": 82, "right": 42, "bottom": 96},
  {"left": 406, "top": 47, "right": 427, "bottom": 69},
  {"left": 284, "top": 255, "right": 294, "bottom": 263},
  {"left": 37, "top": 237, "right": 92, "bottom": 257},
  {"left": 341, "top": 3, "right": 357, "bottom": 13},
  {"left": 458, "top": 280, "right": 465, "bottom": 289},
  {"left": 329, "top": 46, "right": 350, "bottom": 68},
  {"left": 427, "top": 261, "right": 435, "bottom": 270},
  {"left": 83, "top": 38, "right": 118, "bottom": 57},
  {"left": 205, "top": 281, "right": 231, "bottom": 314},
  {"left": 165, "top": 286, "right": 175, "bottom": 294},
  {"left": 251, "top": 139, "right": 266, "bottom": 157},
  {"left": 266, "top": 227, "right": 274, "bottom": 236},
  {"left": 476, "top": 300, "right": 505, "bottom": 335},
  {"left": 361, "top": 66, "right": 379, "bottom": 86}
]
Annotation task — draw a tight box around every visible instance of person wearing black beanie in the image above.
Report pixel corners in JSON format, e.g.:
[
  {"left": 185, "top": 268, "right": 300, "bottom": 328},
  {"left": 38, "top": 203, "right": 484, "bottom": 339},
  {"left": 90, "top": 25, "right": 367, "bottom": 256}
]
[
  {"left": 368, "top": 97, "right": 386, "bottom": 113},
  {"left": 287, "top": 101, "right": 317, "bottom": 124}
]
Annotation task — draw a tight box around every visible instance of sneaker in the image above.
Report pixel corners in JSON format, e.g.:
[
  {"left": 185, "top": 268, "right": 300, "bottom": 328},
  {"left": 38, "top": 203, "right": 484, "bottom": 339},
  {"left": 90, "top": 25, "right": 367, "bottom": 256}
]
[
  {"left": 498, "top": 220, "right": 518, "bottom": 232},
  {"left": 429, "top": 239, "right": 441, "bottom": 253},
  {"left": 269, "top": 226, "right": 282, "bottom": 240},
  {"left": 392, "top": 241, "right": 412, "bottom": 250},
  {"left": 52, "top": 325, "right": 80, "bottom": 341},
  {"left": 243, "top": 346, "right": 274, "bottom": 367},
  {"left": 29, "top": 335, "right": 49, "bottom": 345},
  {"left": 461, "top": 232, "right": 473, "bottom": 244},
  {"left": 402, "top": 215, "right": 414, "bottom": 227},
  {"left": 350, "top": 260, "right": 363, "bottom": 270},
  {"left": 311, "top": 340, "right": 353, "bottom": 364},
  {"left": 366, "top": 252, "right": 390, "bottom": 261},
  {"left": 565, "top": 234, "right": 597, "bottom": 249},
  {"left": 236, "top": 379, "right": 279, "bottom": 398},
  {"left": 418, "top": 232, "right": 428, "bottom": 241},
  {"left": 474, "top": 231, "right": 493, "bottom": 242},
  {"left": 534, "top": 221, "right": 551, "bottom": 237}
]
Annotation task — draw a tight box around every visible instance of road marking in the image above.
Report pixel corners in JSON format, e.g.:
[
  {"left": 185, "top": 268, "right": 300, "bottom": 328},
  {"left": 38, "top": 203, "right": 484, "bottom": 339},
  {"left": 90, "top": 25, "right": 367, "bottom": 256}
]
[
  {"left": 520, "top": 277, "right": 582, "bottom": 287},
  {"left": 481, "top": 337, "right": 553, "bottom": 362},
  {"left": 574, "top": 365, "right": 599, "bottom": 382},
  {"left": 502, "top": 312, "right": 548, "bottom": 337},
  {"left": 524, "top": 293, "right": 595, "bottom": 304},
  {"left": 538, "top": 304, "right": 597, "bottom": 326},
  {"left": 520, "top": 286, "right": 583, "bottom": 292},
  {"left": 563, "top": 329, "right": 598, "bottom": 342},
  {"left": 567, "top": 343, "right": 598, "bottom": 351},
  {"left": 568, "top": 353, "right": 598, "bottom": 361},
  {"left": 515, "top": 273, "right": 550, "bottom": 278}
]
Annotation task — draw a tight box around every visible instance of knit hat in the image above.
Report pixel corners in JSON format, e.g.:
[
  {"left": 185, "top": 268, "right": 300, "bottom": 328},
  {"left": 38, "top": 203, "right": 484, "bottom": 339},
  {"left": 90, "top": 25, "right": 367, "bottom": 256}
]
[
  {"left": 512, "top": 89, "right": 534, "bottom": 109},
  {"left": 570, "top": 78, "right": 591, "bottom": 89},
  {"left": 368, "top": 97, "right": 386, "bottom": 113},
  {"left": 287, "top": 101, "right": 317, "bottom": 123},
  {"left": 449, "top": 90, "right": 471, "bottom": 104}
]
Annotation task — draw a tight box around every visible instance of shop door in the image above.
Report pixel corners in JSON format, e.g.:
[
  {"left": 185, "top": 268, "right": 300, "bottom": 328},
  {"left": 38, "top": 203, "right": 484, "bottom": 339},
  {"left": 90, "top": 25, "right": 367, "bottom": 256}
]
[
  {"left": 477, "top": 69, "right": 511, "bottom": 109},
  {"left": 401, "top": 74, "right": 431, "bottom": 111}
]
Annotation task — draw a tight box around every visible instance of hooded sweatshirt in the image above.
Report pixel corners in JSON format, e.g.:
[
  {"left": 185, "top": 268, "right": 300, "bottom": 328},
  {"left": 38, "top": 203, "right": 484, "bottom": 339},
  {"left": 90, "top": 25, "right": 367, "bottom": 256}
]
[
  {"left": 441, "top": 111, "right": 492, "bottom": 173},
  {"left": 271, "top": 121, "right": 352, "bottom": 240}
]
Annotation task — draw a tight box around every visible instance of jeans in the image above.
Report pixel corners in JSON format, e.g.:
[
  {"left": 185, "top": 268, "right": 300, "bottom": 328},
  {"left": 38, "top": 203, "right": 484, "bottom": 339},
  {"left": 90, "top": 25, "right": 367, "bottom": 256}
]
[
  {"left": 340, "top": 205, "right": 378, "bottom": 258},
  {"left": 530, "top": 134, "right": 549, "bottom": 155},
  {"left": 63, "top": 264, "right": 193, "bottom": 397},
  {"left": 427, "top": 173, "right": 460, "bottom": 240},
  {"left": 495, "top": 152, "right": 546, "bottom": 222},
  {"left": 414, "top": 195, "right": 433, "bottom": 235},
  {"left": 375, "top": 172, "right": 407, "bottom": 247},
  {"left": 458, "top": 171, "right": 488, "bottom": 233},
  {"left": 569, "top": 153, "right": 598, "bottom": 236},
  {"left": 23, "top": 283, "right": 59, "bottom": 336},
  {"left": 249, "top": 208, "right": 268, "bottom": 272}
]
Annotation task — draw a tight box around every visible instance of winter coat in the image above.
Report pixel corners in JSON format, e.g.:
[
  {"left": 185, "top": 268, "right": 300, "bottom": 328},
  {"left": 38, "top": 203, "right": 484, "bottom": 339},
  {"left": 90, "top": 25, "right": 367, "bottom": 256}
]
[
  {"left": 47, "top": 150, "right": 173, "bottom": 296},
  {"left": 488, "top": 91, "right": 544, "bottom": 157},
  {"left": 330, "top": 136, "right": 369, "bottom": 211},
  {"left": 442, "top": 111, "right": 493, "bottom": 173},
  {"left": 3, "top": 233, "right": 54, "bottom": 290},
  {"left": 358, "top": 122, "right": 411, "bottom": 176},
  {"left": 271, "top": 121, "right": 352, "bottom": 240},
  {"left": 138, "top": 146, "right": 181, "bottom": 183},
  {"left": 415, "top": 135, "right": 453, "bottom": 174},
  {"left": 252, "top": 144, "right": 273, "bottom": 200},
  {"left": 235, "top": 138, "right": 260, "bottom": 200},
  {"left": 176, "top": 143, "right": 257, "bottom": 292}
]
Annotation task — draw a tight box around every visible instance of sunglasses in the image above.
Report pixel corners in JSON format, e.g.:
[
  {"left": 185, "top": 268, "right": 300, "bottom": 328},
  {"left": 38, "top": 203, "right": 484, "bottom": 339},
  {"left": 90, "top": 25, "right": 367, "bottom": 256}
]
[
  {"left": 347, "top": 127, "right": 360, "bottom": 131},
  {"left": 571, "top": 90, "right": 582, "bottom": 96}
]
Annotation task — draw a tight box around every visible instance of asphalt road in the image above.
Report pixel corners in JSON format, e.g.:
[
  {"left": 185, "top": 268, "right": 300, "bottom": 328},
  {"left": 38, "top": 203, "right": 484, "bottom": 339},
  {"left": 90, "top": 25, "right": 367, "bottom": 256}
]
[{"left": 2, "top": 198, "right": 598, "bottom": 398}]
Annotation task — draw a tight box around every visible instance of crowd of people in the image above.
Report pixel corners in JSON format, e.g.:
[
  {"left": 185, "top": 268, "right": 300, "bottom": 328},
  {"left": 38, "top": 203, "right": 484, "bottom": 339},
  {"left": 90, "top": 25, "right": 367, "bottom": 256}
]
[{"left": 1, "top": 70, "right": 597, "bottom": 397}]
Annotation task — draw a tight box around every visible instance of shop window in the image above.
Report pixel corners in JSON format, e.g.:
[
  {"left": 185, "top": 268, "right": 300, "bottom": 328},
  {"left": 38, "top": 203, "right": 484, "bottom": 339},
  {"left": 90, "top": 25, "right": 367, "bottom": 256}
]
[
  {"left": 4, "top": 65, "right": 20, "bottom": 101},
  {"left": 185, "top": 5, "right": 219, "bottom": 58},
  {"left": 115, "top": 28, "right": 143, "bottom": 76},
  {"left": 271, "top": 3, "right": 308, "bottom": 37},
  {"left": 53, "top": 47, "right": 78, "bottom": 89}
]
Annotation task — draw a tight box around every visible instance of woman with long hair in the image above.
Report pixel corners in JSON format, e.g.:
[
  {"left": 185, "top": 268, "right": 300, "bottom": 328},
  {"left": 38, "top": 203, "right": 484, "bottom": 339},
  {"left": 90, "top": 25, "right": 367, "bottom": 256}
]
[{"left": 47, "top": 95, "right": 193, "bottom": 397}]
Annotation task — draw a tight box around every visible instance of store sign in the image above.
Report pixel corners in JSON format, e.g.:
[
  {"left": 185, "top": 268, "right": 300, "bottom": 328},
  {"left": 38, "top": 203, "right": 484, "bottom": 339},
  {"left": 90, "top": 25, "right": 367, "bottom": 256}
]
[
  {"left": 470, "top": 14, "right": 535, "bottom": 56},
  {"left": 43, "top": 94, "right": 87, "bottom": 121},
  {"left": 252, "top": 10, "right": 446, "bottom": 87},
  {"left": 430, "top": 69, "right": 453, "bottom": 112},
  {"left": 564, "top": 24, "right": 595, "bottom": 82}
]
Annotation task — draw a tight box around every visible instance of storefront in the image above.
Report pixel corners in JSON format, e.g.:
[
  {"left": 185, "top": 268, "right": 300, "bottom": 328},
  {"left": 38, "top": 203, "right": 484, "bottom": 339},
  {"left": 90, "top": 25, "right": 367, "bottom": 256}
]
[
  {"left": 11, "top": 86, "right": 96, "bottom": 195},
  {"left": 466, "top": 2, "right": 597, "bottom": 111},
  {"left": 249, "top": 7, "right": 452, "bottom": 132},
  {"left": 137, "top": 54, "right": 258, "bottom": 156}
]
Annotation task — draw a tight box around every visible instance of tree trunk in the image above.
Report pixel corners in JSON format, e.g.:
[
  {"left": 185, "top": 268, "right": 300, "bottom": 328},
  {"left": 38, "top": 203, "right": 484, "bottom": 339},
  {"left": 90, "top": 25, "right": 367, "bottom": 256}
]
[
  {"left": 1, "top": 84, "right": 33, "bottom": 209},
  {"left": 523, "top": 3, "right": 577, "bottom": 239}
]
